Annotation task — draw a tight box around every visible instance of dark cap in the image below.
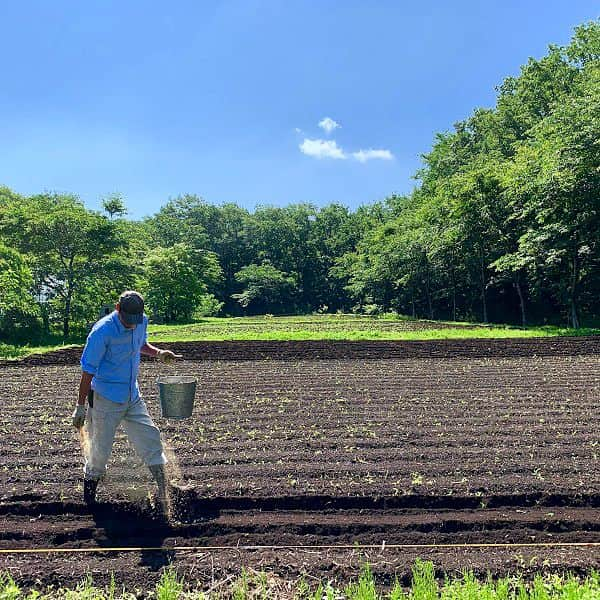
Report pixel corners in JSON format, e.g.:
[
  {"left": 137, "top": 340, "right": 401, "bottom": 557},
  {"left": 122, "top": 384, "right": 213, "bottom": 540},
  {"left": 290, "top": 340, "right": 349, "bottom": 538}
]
[{"left": 118, "top": 290, "right": 144, "bottom": 325}]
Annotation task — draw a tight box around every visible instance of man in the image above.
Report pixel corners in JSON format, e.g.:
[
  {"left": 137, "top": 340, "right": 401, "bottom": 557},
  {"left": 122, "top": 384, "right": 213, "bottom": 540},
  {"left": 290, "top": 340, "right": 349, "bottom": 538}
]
[{"left": 72, "top": 290, "right": 181, "bottom": 508}]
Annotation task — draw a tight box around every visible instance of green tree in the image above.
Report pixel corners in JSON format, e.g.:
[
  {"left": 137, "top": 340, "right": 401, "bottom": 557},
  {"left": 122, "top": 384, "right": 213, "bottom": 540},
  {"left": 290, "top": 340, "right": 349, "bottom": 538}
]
[
  {"left": 248, "top": 205, "right": 318, "bottom": 311},
  {"left": 143, "top": 243, "right": 222, "bottom": 323},
  {"left": 102, "top": 193, "right": 128, "bottom": 219},
  {"left": 145, "top": 194, "right": 210, "bottom": 249},
  {"left": 0, "top": 193, "right": 124, "bottom": 337},
  {"left": 310, "top": 204, "right": 362, "bottom": 311},
  {"left": 232, "top": 261, "right": 297, "bottom": 314},
  {"left": 0, "top": 244, "right": 42, "bottom": 342},
  {"left": 500, "top": 63, "right": 600, "bottom": 327}
]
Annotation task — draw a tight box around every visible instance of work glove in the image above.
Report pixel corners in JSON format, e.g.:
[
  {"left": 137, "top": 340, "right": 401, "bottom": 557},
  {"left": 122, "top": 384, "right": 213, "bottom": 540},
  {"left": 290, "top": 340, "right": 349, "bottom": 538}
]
[
  {"left": 72, "top": 404, "right": 87, "bottom": 429},
  {"left": 158, "top": 349, "right": 183, "bottom": 363}
]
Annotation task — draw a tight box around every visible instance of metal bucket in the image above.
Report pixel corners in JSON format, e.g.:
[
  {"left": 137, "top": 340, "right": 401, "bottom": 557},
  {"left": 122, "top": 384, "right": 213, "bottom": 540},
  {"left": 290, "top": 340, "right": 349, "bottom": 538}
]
[{"left": 157, "top": 376, "right": 197, "bottom": 419}]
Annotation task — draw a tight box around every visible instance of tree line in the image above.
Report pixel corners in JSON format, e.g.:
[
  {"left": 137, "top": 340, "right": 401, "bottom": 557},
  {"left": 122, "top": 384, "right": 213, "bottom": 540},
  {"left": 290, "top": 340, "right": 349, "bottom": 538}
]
[{"left": 0, "top": 21, "right": 598, "bottom": 342}]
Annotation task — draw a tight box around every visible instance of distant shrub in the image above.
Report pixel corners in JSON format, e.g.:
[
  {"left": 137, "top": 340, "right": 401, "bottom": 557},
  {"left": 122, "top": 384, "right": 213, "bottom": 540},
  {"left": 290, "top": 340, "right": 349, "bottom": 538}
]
[
  {"left": 360, "top": 303, "right": 383, "bottom": 316},
  {"left": 193, "top": 294, "right": 224, "bottom": 318},
  {"left": 0, "top": 306, "right": 44, "bottom": 344}
]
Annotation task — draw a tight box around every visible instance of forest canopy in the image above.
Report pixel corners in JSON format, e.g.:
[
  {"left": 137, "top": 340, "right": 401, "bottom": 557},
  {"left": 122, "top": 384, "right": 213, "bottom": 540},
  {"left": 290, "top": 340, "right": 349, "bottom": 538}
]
[{"left": 0, "top": 21, "right": 598, "bottom": 340}]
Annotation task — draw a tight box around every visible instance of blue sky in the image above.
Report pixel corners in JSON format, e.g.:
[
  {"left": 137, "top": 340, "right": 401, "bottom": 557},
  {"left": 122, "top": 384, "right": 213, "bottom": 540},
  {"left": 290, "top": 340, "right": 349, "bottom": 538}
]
[{"left": 1, "top": 1, "right": 597, "bottom": 219}]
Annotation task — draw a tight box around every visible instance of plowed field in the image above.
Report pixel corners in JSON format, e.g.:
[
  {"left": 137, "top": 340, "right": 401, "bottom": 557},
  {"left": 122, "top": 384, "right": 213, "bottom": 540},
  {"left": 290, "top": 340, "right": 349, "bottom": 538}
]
[{"left": 1, "top": 338, "right": 599, "bottom": 591}]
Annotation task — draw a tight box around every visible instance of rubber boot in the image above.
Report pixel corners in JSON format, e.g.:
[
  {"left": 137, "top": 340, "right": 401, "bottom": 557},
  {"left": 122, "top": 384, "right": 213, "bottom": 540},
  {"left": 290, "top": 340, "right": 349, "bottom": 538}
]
[
  {"left": 148, "top": 464, "right": 169, "bottom": 514},
  {"left": 83, "top": 479, "right": 98, "bottom": 506}
]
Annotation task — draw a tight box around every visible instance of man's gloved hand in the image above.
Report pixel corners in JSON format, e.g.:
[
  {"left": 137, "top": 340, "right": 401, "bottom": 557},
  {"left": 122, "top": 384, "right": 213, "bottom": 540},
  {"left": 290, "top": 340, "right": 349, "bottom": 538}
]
[
  {"left": 72, "top": 404, "right": 87, "bottom": 429},
  {"left": 158, "top": 349, "right": 183, "bottom": 363}
]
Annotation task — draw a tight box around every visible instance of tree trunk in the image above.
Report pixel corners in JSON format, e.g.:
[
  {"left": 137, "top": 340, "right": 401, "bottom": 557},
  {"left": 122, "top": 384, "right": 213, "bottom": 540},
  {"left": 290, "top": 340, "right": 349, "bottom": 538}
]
[
  {"left": 449, "top": 248, "right": 457, "bottom": 322},
  {"left": 569, "top": 246, "right": 580, "bottom": 329},
  {"left": 63, "top": 288, "right": 71, "bottom": 340},
  {"left": 450, "top": 264, "right": 457, "bottom": 322},
  {"left": 63, "top": 258, "right": 75, "bottom": 339},
  {"left": 570, "top": 298, "right": 579, "bottom": 329},
  {"left": 41, "top": 303, "right": 50, "bottom": 336},
  {"left": 424, "top": 262, "right": 434, "bottom": 320},
  {"left": 479, "top": 247, "right": 488, "bottom": 323},
  {"left": 514, "top": 279, "right": 527, "bottom": 327}
]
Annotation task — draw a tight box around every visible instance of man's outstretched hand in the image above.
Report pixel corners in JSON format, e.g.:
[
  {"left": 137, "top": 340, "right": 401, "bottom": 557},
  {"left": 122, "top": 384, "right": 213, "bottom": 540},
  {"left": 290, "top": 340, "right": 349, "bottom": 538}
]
[{"left": 158, "top": 349, "right": 183, "bottom": 362}]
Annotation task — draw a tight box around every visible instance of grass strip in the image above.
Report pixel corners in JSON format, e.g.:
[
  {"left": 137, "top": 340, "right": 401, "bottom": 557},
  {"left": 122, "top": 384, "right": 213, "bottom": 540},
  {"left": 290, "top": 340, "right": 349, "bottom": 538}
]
[
  {"left": 1, "top": 560, "right": 599, "bottom": 599},
  {"left": 146, "top": 325, "right": 574, "bottom": 342},
  {"left": 2, "top": 314, "right": 599, "bottom": 359}
]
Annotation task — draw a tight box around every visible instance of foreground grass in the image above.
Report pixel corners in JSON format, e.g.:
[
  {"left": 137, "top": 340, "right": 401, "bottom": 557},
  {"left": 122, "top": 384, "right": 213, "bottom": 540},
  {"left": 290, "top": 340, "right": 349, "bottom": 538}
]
[
  {"left": 1, "top": 314, "right": 598, "bottom": 359},
  {"left": 1, "top": 561, "right": 599, "bottom": 599}
]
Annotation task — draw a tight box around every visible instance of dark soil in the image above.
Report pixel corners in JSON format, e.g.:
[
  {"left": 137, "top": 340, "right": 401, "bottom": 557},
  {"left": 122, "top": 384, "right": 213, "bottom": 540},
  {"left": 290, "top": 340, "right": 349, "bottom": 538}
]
[
  {"left": 0, "top": 338, "right": 598, "bottom": 593},
  {"left": 3, "top": 335, "right": 600, "bottom": 366}
]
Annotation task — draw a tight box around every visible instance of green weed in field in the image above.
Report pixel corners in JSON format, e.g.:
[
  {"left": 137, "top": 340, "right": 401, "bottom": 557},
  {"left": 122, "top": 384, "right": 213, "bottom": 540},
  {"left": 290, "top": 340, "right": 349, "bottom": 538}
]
[
  {"left": 345, "top": 564, "right": 379, "bottom": 599},
  {"left": 0, "top": 572, "right": 21, "bottom": 600},
  {"left": 230, "top": 568, "right": 250, "bottom": 599},
  {"left": 155, "top": 568, "right": 184, "bottom": 600}
]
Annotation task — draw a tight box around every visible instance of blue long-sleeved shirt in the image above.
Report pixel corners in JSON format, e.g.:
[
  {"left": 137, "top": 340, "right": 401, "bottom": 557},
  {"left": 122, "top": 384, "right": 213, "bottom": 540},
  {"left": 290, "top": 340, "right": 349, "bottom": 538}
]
[{"left": 80, "top": 311, "right": 148, "bottom": 404}]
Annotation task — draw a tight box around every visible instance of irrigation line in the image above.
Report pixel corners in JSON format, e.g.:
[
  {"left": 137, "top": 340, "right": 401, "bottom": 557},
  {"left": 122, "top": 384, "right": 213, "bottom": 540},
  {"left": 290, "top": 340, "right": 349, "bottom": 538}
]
[{"left": 1, "top": 542, "right": 600, "bottom": 555}]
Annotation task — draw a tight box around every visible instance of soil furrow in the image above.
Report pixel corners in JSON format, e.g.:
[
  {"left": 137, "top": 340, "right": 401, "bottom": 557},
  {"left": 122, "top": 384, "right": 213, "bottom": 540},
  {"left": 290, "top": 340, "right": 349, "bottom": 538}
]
[{"left": 1, "top": 338, "right": 598, "bottom": 589}]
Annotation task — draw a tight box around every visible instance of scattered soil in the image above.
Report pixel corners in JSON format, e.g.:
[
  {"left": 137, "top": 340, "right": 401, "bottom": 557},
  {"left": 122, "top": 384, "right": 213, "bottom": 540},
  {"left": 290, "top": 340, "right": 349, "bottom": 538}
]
[{"left": 0, "top": 338, "right": 598, "bottom": 593}]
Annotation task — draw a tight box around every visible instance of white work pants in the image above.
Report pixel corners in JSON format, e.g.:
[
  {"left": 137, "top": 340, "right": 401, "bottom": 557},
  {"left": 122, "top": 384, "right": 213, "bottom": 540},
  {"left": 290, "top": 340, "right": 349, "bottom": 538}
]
[{"left": 83, "top": 391, "right": 167, "bottom": 481}]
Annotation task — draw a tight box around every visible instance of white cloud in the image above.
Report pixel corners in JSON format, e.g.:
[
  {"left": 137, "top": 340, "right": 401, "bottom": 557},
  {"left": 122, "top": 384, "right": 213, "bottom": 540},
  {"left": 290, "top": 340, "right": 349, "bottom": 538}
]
[
  {"left": 300, "top": 138, "right": 346, "bottom": 159},
  {"left": 318, "top": 117, "right": 340, "bottom": 135},
  {"left": 294, "top": 127, "right": 303, "bottom": 134},
  {"left": 352, "top": 148, "right": 394, "bottom": 163}
]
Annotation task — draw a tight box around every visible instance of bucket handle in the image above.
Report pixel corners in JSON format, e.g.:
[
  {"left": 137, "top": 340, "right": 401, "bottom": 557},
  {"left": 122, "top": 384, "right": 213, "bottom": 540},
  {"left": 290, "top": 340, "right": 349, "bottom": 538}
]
[{"left": 156, "top": 350, "right": 184, "bottom": 381}]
